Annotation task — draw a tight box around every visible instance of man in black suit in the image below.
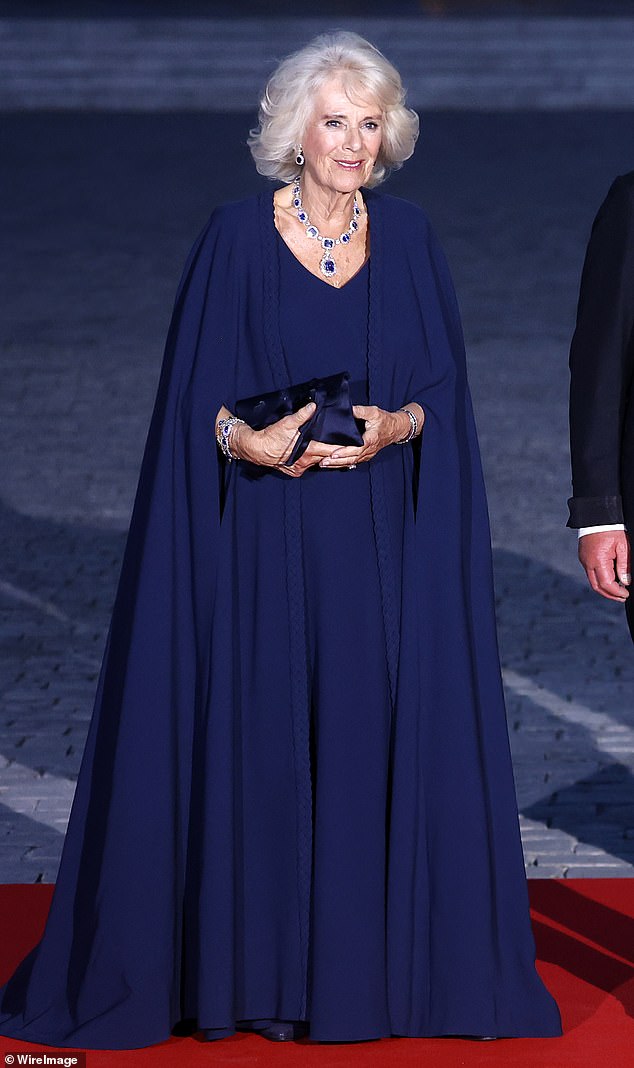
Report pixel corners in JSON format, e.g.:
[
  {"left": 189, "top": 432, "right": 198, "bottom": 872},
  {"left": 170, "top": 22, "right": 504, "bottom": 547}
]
[{"left": 568, "top": 172, "right": 634, "bottom": 637}]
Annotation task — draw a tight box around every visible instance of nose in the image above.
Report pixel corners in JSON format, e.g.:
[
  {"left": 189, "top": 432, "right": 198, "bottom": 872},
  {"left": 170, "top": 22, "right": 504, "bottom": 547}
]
[{"left": 343, "top": 126, "right": 362, "bottom": 152}]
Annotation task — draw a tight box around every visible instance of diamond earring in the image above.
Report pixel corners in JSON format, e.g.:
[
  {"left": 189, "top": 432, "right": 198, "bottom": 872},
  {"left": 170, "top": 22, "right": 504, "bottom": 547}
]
[{"left": 295, "top": 144, "right": 305, "bottom": 166}]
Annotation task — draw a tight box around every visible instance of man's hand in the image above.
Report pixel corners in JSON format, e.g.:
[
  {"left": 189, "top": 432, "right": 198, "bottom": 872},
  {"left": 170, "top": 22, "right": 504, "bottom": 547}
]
[{"left": 578, "top": 530, "right": 631, "bottom": 601}]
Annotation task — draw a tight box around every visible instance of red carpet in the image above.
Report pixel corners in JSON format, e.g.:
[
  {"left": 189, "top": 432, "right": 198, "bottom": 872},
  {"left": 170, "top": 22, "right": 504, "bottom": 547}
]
[{"left": 1, "top": 879, "right": 632, "bottom": 1066}]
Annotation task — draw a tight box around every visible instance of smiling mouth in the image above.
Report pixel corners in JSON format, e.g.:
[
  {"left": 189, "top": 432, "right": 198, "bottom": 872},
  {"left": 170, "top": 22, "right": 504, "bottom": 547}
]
[{"left": 335, "top": 160, "right": 364, "bottom": 168}]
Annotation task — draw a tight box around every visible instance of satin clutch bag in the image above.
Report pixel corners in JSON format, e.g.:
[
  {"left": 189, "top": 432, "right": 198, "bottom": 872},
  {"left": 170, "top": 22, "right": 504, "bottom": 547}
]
[{"left": 235, "top": 370, "right": 365, "bottom": 467}]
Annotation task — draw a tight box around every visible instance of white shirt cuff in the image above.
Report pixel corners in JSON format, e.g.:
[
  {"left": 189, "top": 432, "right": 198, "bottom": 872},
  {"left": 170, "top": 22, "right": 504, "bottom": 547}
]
[{"left": 578, "top": 523, "right": 626, "bottom": 539}]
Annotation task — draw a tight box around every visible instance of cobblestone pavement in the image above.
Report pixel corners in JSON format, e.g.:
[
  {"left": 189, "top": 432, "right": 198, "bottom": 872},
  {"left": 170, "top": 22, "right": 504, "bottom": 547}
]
[
  {"left": 2, "top": 109, "right": 634, "bottom": 881},
  {"left": 2, "top": 15, "right": 634, "bottom": 110}
]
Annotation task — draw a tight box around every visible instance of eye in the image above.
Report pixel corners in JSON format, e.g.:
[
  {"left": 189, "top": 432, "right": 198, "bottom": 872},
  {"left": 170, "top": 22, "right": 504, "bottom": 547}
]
[
  {"left": 325, "top": 119, "right": 342, "bottom": 127},
  {"left": 364, "top": 122, "right": 380, "bottom": 131}
]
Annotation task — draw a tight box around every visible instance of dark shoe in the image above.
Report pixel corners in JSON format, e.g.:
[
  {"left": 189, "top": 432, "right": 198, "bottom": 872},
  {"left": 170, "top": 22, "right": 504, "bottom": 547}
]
[
  {"left": 202, "top": 1026, "right": 235, "bottom": 1041},
  {"left": 259, "top": 1020, "right": 308, "bottom": 1042}
]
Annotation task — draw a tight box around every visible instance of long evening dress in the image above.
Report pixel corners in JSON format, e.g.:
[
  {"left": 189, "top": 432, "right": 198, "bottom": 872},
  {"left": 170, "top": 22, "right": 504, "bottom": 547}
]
[
  {"left": 0, "top": 190, "right": 562, "bottom": 1048},
  {"left": 209, "top": 236, "right": 403, "bottom": 1040}
]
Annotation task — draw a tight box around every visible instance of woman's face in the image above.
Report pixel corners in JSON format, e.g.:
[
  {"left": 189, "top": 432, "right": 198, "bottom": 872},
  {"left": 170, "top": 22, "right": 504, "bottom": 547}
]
[{"left": 300, "top": 77, "right": 383, "bottom": 197}]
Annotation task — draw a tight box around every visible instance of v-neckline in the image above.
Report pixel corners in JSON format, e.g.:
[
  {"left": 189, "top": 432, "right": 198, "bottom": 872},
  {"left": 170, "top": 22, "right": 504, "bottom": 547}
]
[
  {"left": 276, "top": 228, "right": 369, "bottom": 291},
  {"left": 273, "top": 192, "right": 370, "bottom": 292}
]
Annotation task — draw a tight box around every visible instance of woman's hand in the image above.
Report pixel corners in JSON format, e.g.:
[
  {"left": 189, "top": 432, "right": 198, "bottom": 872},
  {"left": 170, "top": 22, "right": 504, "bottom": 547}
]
[
  {"left": 224, "top": 400, "right": 424, "bottom": 477},
  {"left": 317, "top": 403, "right": 424, "bottom": 469},
  {"left": 230, "top": 401, "right": 344, "bottom": 477}
]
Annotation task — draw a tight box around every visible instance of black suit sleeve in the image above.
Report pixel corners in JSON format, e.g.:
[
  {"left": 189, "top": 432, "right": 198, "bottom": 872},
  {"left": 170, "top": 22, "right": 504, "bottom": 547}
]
[{"left": 567, "top": 175, "right": 634, "bottom": 527}]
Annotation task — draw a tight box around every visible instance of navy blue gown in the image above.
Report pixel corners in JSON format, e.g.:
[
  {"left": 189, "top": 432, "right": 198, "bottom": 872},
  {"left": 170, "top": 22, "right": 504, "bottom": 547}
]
[
  {"left": 283, "top": 247, "right": 396, "bottom": 1039},
  {"left": 222, "top": 236, "right": 403, "bottom": 1039},
  {"left": 0, "top": 190, "right": 562, "bottom": 1048}
]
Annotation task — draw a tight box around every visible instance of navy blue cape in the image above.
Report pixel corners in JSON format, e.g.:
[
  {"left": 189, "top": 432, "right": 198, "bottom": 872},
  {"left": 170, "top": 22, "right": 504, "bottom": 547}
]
[{"left": 0, "top": 189, "right": 562, "bottom": 1047}]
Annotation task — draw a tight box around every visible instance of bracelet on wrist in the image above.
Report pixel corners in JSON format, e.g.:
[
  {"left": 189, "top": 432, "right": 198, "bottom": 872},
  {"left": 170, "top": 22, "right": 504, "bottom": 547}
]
[
  {"left": 216, "top": 416, "right": 246, "bottom": 462},
  {"left": 395, "top": 406, "right": 417, "bottom": 445}
]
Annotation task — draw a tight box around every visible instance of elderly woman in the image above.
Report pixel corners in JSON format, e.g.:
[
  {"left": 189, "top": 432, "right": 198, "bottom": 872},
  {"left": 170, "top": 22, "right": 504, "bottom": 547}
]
[{"left": 0, "top": 33, "right": 561, "bottom": 1049}]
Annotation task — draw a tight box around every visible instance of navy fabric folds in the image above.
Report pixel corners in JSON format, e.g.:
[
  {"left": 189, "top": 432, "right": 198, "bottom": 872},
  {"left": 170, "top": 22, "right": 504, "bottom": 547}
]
[
  {"left": 0, "top": 189, "right": 562, "bottom": 1048},
  {"left": 235, "top": 370, "right": 364, "bottom": 465}
]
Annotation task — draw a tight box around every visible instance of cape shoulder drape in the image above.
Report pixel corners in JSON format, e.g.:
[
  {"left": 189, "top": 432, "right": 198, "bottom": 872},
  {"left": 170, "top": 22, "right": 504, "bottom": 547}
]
[{"left": 0, "top": 188, "right": 562, "bottom": 1048}]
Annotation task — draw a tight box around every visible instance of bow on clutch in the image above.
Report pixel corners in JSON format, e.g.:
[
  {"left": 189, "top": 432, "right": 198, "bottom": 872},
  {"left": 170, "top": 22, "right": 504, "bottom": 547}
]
[{"left": 235, "top": 370, "right": 365, "bottom": 467}]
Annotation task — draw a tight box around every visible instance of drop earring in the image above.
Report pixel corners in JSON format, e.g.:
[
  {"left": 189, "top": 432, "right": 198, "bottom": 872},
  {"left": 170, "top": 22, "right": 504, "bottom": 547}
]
[{"left": 295, "top": 144, "right": 305, "bottom": 166}]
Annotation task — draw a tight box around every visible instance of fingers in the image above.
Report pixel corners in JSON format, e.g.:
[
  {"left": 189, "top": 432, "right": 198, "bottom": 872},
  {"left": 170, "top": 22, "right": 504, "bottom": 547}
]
[
  {"left": 320, "top": 445, "right": 368, "bottom": 468},
  {"left": 259, "top": 402, "right": 316, "bottom": 469},
  {"left": 279, "top": 439, "right": 339, "bottom": 477},
  {"left": 287, "top": 438, "right": 368, "bottom": 469},
  {"left": 290, "top": 400, "right": 316, "bottom": 426},
  {"left": 352, "top": 403, "right": 378, "bottom": 420},
  {"left": 285, "top": 440, "right": 367, "bottom": 474},
  {"left": 276, "top": 401, "right": 387, "bottom": 470},
  {"left": 276, "top": 402, "right": 317, "bottom": 465},
  {"left": 301, "top": 441, "right": 343, "bottom": 459},
  {"left": 579, "top": 531, "right": 630, "bottom": 601},
  {"left": 587, "top": 564, "right": 629, "bottom": 601},
  {"left": 615, "top": 533, "right": 631, "bottom": 587},
  {"left": 323, "top": 430, "right": 379, "bottom": 467}
]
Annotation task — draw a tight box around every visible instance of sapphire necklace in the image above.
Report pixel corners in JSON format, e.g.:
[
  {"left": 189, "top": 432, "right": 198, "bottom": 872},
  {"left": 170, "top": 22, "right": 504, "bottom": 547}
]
[{"left": 291, "top": 177, "right": 362, "bottom": 280}]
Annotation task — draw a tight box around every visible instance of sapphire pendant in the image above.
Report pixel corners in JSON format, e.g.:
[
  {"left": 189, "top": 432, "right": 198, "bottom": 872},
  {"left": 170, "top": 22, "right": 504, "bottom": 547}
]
[{"left": 320, "top": 253, "right": 337, "bottom": 277}]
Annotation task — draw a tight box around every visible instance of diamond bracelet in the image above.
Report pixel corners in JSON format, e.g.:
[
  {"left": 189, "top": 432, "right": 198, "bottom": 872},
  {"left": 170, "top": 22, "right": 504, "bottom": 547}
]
[
  {"left": 395, "top": 406, "right": 418, "bottom": 445},
  {"left": 216, "top": 416, "right": 245, "bottom": 462}
]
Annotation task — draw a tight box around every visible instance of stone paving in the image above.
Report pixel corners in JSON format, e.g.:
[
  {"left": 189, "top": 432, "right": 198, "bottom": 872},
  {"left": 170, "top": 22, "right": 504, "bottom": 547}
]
[
  {"left": 2, "top": 15, "right": 634, "bottom": 110},
  {"left": 2, "top": 104, "right": 634, "bottom": 881}
]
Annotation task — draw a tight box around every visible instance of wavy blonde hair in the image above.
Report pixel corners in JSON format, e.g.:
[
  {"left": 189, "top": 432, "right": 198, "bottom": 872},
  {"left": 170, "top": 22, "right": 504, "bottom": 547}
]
[{"left": 248, "top": 31, "right": 419, "bottom": 188}]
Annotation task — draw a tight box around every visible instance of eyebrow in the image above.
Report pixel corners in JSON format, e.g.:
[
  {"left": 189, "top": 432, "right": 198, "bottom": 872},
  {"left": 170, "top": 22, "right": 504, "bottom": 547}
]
[{"left": 321, "top": 112, "right": 382, "bottom": 121}]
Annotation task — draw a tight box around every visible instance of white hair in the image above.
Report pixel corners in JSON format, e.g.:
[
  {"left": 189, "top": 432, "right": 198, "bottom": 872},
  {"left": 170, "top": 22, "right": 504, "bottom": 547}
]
[{"left": 248, "top": 31, "right": 419, "bottom": 188}]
